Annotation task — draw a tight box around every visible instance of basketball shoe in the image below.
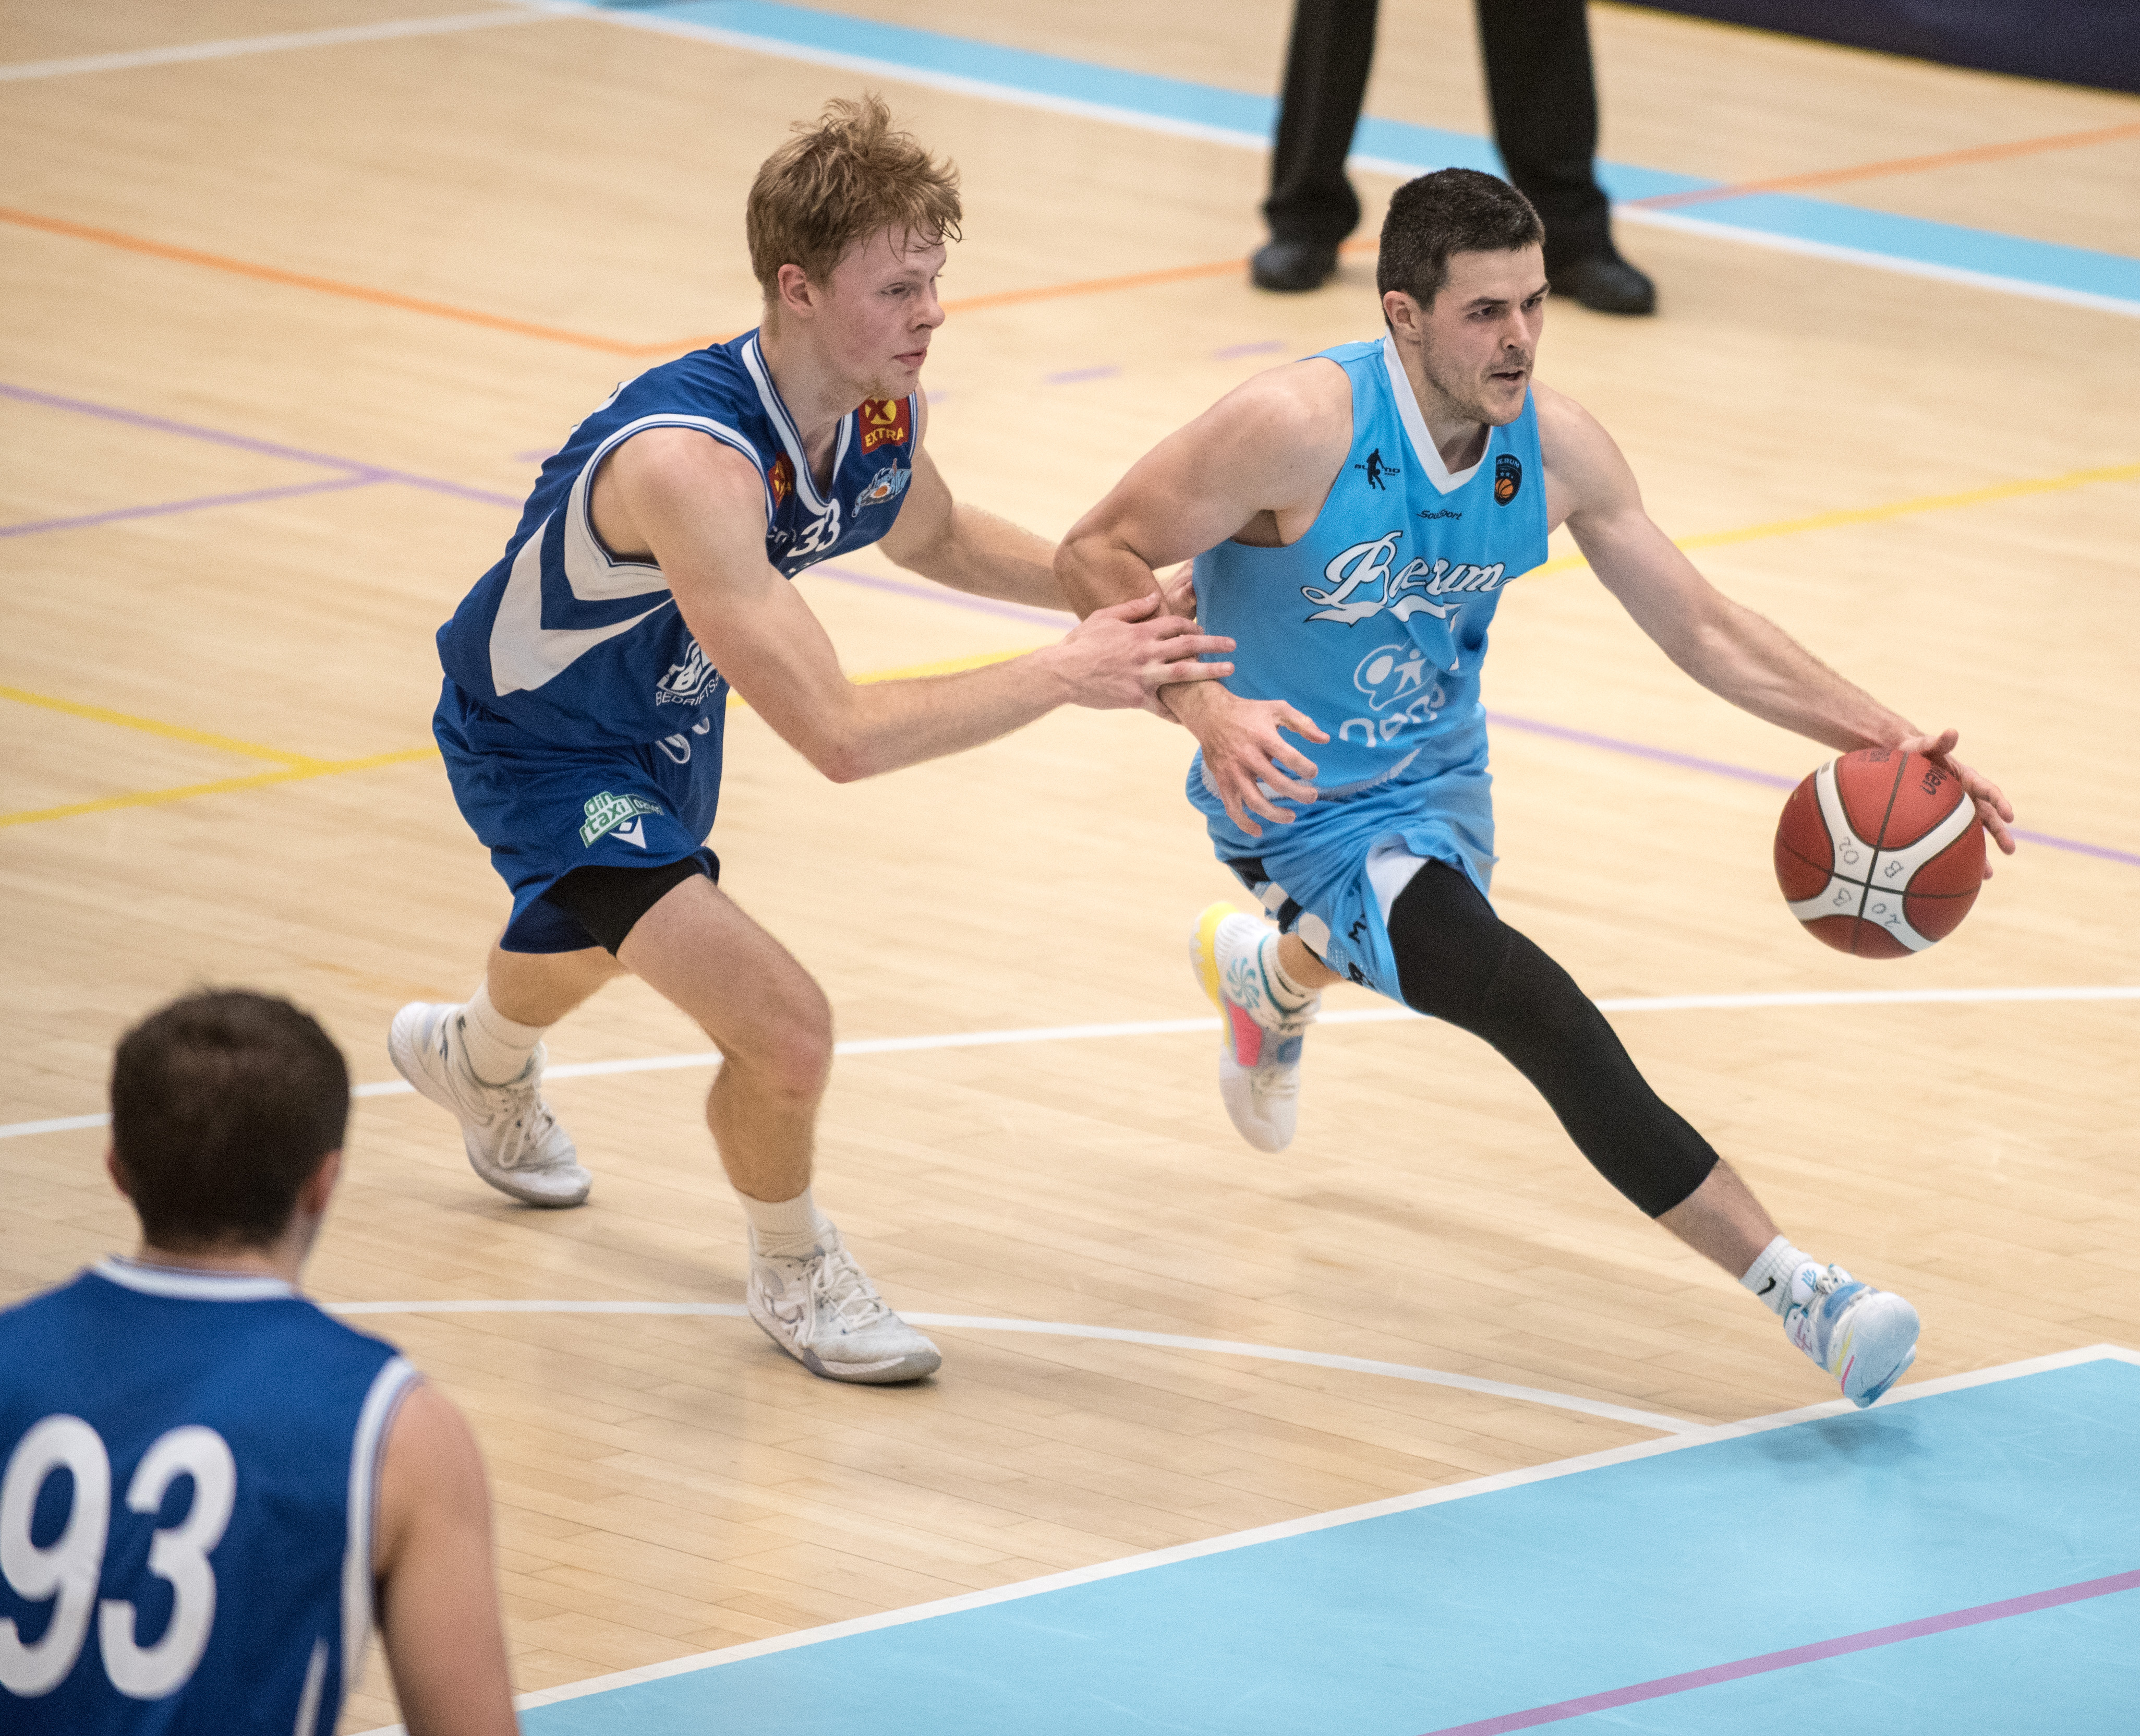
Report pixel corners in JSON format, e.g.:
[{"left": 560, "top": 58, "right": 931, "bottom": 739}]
[
  {"left": 747, "top": 1227, "right": 941, "bottom": 1383},
  {"left": 387, "top": 1002, "right": 590, "bottom": 1208},
  {"left": 1783, "top": 1263, "right": 1920, "bottom": 1408},
  {"left": 1190, "top": 902, "right": 1320, "bottom": 1153}
]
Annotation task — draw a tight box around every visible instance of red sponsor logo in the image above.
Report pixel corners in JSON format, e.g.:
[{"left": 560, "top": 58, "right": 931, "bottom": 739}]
[
  {"left": 768, "top": 453, "right": 793, "bottom": 507},
  {"left": 859, "top": 396, "right": 912, "bottom": 453}
]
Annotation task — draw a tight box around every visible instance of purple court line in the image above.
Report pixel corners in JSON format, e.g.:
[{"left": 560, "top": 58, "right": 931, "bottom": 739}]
[
  {"left": 1044, "top": 364, "right": 1121, "bottom": 384},
  {"left": 1488, "top": 708, "right": 2140, "bottom": 869},
  {"left": 0, "top": 381, "right": 518, "bottom": 508},
  {"left": 1, "top": 473, "right": 382, "bottom": 538},
  {"left": 14, "top": 376, "right": 2137, "bottom": 870},
  {"left": 1419, "top": 1566, "right": 2140, "bottom": 1735}
]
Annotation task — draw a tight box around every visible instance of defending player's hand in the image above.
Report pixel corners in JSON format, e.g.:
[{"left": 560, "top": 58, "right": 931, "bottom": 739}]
[
  {"left": 1053, "top": 593, "right": 1234, "bottom": 712},
  {"left": 1171, "top": 686, "right": 1328, "bottom": 838},
  {"left": 1897, "top": 728, "right": 2016, "bottom": 875}
]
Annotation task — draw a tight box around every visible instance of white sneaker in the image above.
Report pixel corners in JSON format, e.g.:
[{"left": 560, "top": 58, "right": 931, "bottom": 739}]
[
  {"left": 1783, "top": 1263, "right": 1920, "bottom": 1408},
  {"left": 747, "top": 1227, "right": 941, "bottom": 1384},
  {"left": 1189, "top": 902, "right": 1320, "bottom": 1153},
  {"left": 387, "top": 1002, "right": 590, "bottom": 1208}
]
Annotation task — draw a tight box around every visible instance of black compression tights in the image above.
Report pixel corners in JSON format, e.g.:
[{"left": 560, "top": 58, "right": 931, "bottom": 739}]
[{"left": 1385, "top": 860, "right": 1719, "bottom": 1218}]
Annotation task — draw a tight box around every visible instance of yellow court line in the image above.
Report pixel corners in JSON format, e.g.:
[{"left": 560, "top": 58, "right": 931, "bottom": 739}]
[
  {"left": 6, "top": 451, "right": 2134, "bottom": 829},
  {"left": 0, "top": 683, "right": 326, "bottom": 767},
  {"left": 1530, "top": 456, "right": 2140, "bottom": 575}
]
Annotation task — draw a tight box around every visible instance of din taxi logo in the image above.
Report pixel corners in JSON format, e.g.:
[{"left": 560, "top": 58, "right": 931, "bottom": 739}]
[
  {"left": 578, "top": 791, "right": 663, "bottom": 848},
  {"left": 768, "top": 453, "right": 794, "bottom": 508},
  {"left": 1493, "top": 453, "right": 1522, "bottom": 505},
  {"left": 859, "top": 396, "right": 912, "bottom": 453}
]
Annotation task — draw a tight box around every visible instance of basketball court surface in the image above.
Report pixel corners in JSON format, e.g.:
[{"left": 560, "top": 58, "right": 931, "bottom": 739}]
[{"left": 4, "top": 3, "right": 2137, "bottom": 1731}]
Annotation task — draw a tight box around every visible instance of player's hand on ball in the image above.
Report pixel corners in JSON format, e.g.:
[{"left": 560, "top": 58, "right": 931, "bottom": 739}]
[
  {"left": 1170, "top": 686, "right": 1327, "bottom": 837},
  {"left": 1057, "top": 593, "right": 1232, "bottom": 713},
  {"left": 1896, "top": 728, "right": 2015, "bottom": 875}
]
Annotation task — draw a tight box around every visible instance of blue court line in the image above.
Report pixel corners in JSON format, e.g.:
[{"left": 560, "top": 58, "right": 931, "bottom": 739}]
[
  {"left": 501, "top": 1353, "right": 2140, "bottom": 1734},
  {"left": 575, "top": 0, "right": 2140, "bottom": 317}
]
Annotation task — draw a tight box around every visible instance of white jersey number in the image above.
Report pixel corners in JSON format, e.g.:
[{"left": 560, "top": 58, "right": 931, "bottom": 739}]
[{"left": 0, "top": 1416, "right": 236, "bottom": 1699}]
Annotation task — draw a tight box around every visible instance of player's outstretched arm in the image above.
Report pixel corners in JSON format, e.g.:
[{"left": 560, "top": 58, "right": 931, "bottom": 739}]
[
  {"left": 372, "top": 1380, "right": 518, "bottom": 1736},
  {"left": 1056, "top": 365, "right": 1345, "bottom": 835},
  {"left": 874, "top": 399, "right": 1062, "bottom": 608},
  {"left": 601, "top": 429, "right": 1235, "bottom": 782},
  {"left": 1540, "top": 387, "right": 2015, "bottom": 862}
]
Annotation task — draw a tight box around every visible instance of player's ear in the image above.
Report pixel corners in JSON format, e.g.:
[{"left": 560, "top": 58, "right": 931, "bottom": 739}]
[
  {"left": 774, "top": 262, "right": 817, "bottom": 322},
  {"left": 1383, "top": 289, "right": 1423, "bottom": 339},
  {"left": 104, "top": 1145, "right": 135, "bottom": 1202},
  {"left": 297, "top": 1148, "right": 344, "bottom": 1219}
]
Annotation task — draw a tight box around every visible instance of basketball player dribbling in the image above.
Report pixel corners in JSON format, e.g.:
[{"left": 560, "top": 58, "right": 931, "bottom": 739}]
[
  {"left": 1059, "top": 170, "right": 2018, "bottom": 1407},
  {"left": 390, "top": 98, "right": 1231, "bottom": 1385}
]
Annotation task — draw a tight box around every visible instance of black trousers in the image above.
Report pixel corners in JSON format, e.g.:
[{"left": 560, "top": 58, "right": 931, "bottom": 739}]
[{"left": 1263, "top": 0, "right": 1613, "bottom": 269}]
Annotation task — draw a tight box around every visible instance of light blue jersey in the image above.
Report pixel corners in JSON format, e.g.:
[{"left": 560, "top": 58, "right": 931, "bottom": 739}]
[
  {"left": 1189, "top": 335, "right": 1550, "bottom": 996},
  {"left": 0, "top": 1261, "right": 416, "bottom": 1734}
]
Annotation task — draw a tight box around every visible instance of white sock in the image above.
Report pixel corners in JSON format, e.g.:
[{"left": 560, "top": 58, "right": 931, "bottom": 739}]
[
  {"left": 741, "top": 1186, "right": 833, "bottom": 1259},
  {"left": 459, "top": 984, "right": 545, "bottom": 1086},
  {"left": 1259, "top": 932, "right": 1318, "bottom": 1012},
  {"left": 1740, "top": 1234, "right": 1822, "bottom": 1317}
]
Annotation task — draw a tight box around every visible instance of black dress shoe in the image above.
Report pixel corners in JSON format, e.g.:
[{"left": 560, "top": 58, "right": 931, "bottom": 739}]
[
  {"left": 1250, "top": 238, "right": 1339, "bottom": 293},
  {"left": 1549, "top": 252, "right": 1657, "bottom": 315}
]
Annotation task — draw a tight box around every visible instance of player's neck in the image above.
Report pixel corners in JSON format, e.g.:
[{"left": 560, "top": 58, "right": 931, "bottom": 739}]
[
  {"left": 756, "top": 319, "right": 868, "bottom": 479},
  {"left": 1391, "top": 344, "right": 1492, "bottom": 475},
  {"left": 131, "top": 1224, "right": 310, "bottom": 1287}
]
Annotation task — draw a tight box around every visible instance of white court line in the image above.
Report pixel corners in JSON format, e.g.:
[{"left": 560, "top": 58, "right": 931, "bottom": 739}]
[
  {"left": 352, "top": 1342, "right": 2140, "bottom": 1729},
  {"left": 0, "top": 10, "right": 549, "bottom": 83},
  {"left": 5, "top": 984, "right": 2134, "bottom": 1141},
  {"left": 323, "top": 1299, "right": 1702, "bottom": 1434}
]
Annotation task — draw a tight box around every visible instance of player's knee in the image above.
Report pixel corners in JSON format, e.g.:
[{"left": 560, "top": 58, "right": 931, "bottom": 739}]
[{"left": 735, "top": 988, "right": 835, "bottom": 1103}]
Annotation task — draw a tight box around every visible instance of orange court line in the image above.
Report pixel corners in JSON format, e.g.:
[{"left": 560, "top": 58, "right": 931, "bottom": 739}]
[
  {"left": 1630, "top": 119, "right": 2140, "bottom": 210},
  {"left": 0, "top": 205, "right": 661, "bottom": 357}
]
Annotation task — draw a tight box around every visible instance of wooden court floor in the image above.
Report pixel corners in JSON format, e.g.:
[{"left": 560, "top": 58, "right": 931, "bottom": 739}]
[{"left": 3, "top": 3, "right": 2137, "bottom": 1727}]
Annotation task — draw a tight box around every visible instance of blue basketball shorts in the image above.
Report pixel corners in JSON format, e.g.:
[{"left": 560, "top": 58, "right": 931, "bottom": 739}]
[
  {"left": 1188, "top": 756, "right": 1497, "bottom": 1004},
  {"left": 432, "top": 678, "right": 726, "bottom": 954}
]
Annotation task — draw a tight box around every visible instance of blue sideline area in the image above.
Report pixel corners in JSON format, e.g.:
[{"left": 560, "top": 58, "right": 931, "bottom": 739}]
[
  {"left": 596, "top": 0, "right": 2140, "bottom": 315},
  {"left": 522, "top": 1358, "right": 2140, "bottom": 1735}
]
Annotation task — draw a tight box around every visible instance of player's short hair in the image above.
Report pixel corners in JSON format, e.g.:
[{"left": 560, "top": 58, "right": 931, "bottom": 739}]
[
  {"left": 110, "top": 990, "right": 350, "bottom": 1250},
  {"left": 746, "top": 94, "right": 962, "bottom": 298},
  {"left": 1376, "top": 168, "right": 1544, "bottom": 309}
]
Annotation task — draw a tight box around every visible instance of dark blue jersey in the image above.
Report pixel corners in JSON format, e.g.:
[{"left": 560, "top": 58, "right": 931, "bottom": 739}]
[
  {"left": 437, "top": 330, "right": 921, "bottom": 748},
  {"left": 0, "top": 1261, "right": 416, "bottom": 1734}
]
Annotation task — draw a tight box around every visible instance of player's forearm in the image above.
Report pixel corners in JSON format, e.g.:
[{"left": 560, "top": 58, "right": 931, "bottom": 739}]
[
  {"left": 1055, "top": 530, "right": 1162, "bottom": 621},
  {"left": 1677, "top": 599, "right": 1916, "bottom": 753},
  {"left": 813, "top": 652, "right": 1075, "bottom": 781},
  {"left": 899, "top": 503, "right": 1065, "bottom": 608}
]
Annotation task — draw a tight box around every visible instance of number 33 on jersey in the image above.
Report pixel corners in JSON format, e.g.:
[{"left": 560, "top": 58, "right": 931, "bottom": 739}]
[{"left": 0, "top": 1259, "right": 417, "bottom": 1734}]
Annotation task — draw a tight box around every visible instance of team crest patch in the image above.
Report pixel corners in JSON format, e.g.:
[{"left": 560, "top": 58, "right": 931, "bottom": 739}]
[
  {"left": 858, "top": 464, "right": 910, "bottom": 509},
  {"left": 655, "top": 640, "right": 720, "bottom": 706},
  {"left": 768, "top": 453, "right": 794, "bottom": 507},
  {"left": 859, "top": 396, "right": 912, "bottom": 453},
  {"left": 579, "top": 791, "right": 663, "bottom": 847},
  {"left": 1493, "top": 453, "right": 1523, "bottom": 505}
]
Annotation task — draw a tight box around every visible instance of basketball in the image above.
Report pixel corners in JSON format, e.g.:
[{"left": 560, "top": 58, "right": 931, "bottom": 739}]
[{"left": 1774, "top": 748, "right": 1985, "bottom": 957}]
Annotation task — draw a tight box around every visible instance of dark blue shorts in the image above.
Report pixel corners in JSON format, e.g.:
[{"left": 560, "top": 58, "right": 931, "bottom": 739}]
[{"left": 433, "top": 679, "right": 726, "bottom": 954}]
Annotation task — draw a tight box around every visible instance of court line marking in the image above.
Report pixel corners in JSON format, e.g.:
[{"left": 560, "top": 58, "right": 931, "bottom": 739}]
[
  {"left": 6, "top": 383, "right": 2136, "bottom": 864},
  {"left": 7, "top": 986, "right": 2134, "bottom": 1142},
  {"left": 322, "top": 1300, "right": 1701, "bottom": 1433},
  {"left": 551, "top": 0, "right": 2140, "bottom": 320},
  {"left": 1422, "top": 1568, "right": 2140, "bottom": 1734},
  {"left": 347, "top": 1343, "right": 2140, "bottom": 1727},
  {"left": 0, "top": 473, "right": 385, "bottom": 540},
  {"left": 0, "top": 9, "right": 548, "bottom": 83},
  {"left": 1629, "top": 118, "right": 2140, "bottom": 210}
]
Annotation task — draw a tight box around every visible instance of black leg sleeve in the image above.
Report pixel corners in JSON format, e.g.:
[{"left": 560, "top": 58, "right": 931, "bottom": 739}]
[
  {"left": 1387, "top": 861, "right": 1719, "bottom": 1217},
  {"left": 1263, "top": 0, "right": 1381, "bottom": 247},
  {"left": 1472, "top": 0, "right": 1613, "bottom": 268}
]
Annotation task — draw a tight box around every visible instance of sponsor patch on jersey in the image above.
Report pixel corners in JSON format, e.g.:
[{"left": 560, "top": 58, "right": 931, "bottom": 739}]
[
  {"left": 859, "top": 396, "right": 912, "bottom": 453},
  {"left": 579, "top": 790, "right": 663, "bottom": 847},
  {"left": 768, "top": 453, "right": 794, "bottom": 507},
  {"left": 655, "top": 640, "right": 720, "bottom": 706},
  {"left": 858, "top": 464, "right": 911, "bottom": 509},
  {"left": 1494, "top": 453, "right": 1522, "bottom": 505}
]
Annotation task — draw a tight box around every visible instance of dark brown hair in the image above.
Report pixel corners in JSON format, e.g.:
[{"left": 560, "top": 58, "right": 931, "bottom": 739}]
[
  {"left": 746, "top": 94, "right": 962, "bottom": 298},
  {"left": 110, "top": 990, "right": 349, "bottom": 1249},
  {"left": 1376, "top": 168, "right": 1544, "bottom": 308}
]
